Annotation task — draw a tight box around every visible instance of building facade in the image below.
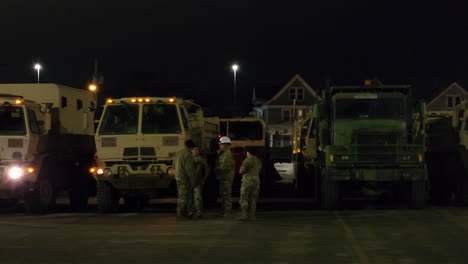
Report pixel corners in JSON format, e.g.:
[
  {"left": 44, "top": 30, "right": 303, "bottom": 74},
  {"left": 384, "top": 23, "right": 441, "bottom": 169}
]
[{"left": 253, "top": 74, "right": 320, "bottom": 149}]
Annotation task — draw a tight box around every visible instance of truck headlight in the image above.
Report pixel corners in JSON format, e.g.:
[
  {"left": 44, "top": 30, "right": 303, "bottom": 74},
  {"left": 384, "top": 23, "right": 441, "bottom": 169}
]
[
  {"left": 8, "top": 167, "right": 24, "bottom": 180},
  {"left": 104, "top": 168, "right": 112, "bottom": 177},
  {"left": 167, "top": 167, "right": 175, "bottom": 176}
]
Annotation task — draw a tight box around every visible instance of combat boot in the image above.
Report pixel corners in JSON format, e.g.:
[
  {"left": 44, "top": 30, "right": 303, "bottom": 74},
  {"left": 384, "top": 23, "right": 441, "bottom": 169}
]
[
  {"left": 248, "top": 214, "right": 256, "bottom": 221},
  {"left": 238, "top": 208, "right": 248, "bottom": 221}
]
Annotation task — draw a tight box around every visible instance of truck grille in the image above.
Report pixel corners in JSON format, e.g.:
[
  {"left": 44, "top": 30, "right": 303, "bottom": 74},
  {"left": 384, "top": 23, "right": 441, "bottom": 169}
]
[{"left": 354, "top": 133, "right": 398, "bottom": 162}]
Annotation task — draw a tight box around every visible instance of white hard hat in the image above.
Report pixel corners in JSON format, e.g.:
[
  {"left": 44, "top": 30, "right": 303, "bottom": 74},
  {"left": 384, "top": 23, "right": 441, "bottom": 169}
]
[{"left": 219, "top": 136, "right": 231, "bottom": 144}]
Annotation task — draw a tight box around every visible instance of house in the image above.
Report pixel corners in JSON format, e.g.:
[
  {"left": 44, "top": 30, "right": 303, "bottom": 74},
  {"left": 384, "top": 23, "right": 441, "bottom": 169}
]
[
  {"left": 253, "top": 74, "right": 320, "bottom": 148},
  {"left": 427, "top": 82, "right": 468, "bottom": 112}
]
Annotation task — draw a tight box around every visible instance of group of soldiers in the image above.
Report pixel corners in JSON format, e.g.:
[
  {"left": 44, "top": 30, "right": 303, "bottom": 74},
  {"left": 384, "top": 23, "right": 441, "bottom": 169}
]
[{"left": 174, "top": 136, "right": 262, "bottom": 221}]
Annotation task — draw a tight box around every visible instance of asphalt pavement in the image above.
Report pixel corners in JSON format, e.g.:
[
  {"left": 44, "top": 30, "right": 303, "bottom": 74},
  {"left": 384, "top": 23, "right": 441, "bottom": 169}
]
[{"left": 0, "top": 200, "right": 467, "bottom": 264}]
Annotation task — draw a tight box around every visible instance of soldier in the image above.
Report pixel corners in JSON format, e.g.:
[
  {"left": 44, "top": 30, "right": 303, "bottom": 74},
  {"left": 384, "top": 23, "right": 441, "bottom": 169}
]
[
  {"left": 215, "top": 136, "right": 235, "bottom": 217},
  {"left": 190, "top": 146, "right": 209, "bottom": 218},
  {"left": 174, "top": 140, "right": 197, "bottom": 220},
  {"left": 238, "top": 146, "right": 262, "bottom": 221}
]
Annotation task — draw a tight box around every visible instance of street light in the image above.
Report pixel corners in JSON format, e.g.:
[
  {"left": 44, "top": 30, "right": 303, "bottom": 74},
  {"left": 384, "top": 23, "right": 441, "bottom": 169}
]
[
  {"left": 34, "top": 63, "right": 42, "bottom": 84},
  {"left": 88, "top": 84, "right": 97, "bottom": 92},
  {"left": 232, "top": 64, "right": 239, "bottom": 104}
]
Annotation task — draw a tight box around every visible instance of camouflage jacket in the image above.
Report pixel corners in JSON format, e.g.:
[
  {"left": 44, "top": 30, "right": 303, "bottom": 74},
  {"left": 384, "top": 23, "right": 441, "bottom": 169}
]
[
  {"left": 239, "top": 155, "right": 262, "bottom": 184},
  {"left": 174, "top": 147, "right": 196, "bottom": 186},
  {"left": 215, "top": 149, "right": 234, "bottom": 180},
  {"left": 194, "top": 155, "right": 209, "bottom": 187}
]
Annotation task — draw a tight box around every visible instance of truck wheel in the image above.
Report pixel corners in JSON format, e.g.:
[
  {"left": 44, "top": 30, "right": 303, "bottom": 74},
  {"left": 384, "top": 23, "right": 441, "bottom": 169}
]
[
  {"left": 321, "top": 175, "right": 339, "bottom": 210},
  {"left": 97, "top": 181, "right": 119, "bottom": 213},
  {"left": 24, "top": 179, "right": 57, "bottom": 214},
  {"left": 410, "top": 180, "right": 426, "bottom": 209}
]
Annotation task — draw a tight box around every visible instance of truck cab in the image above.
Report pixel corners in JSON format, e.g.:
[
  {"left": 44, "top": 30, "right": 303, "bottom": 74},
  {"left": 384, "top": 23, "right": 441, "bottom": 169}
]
[
  {"left": 0, "top": 96, "right": 43, "bottom": 201},
  {"left": 298, "top": 83, "right": 427, "bottom": 209},
  {"left": 92, "top": 97, "right": 218, "bottom": 212}
]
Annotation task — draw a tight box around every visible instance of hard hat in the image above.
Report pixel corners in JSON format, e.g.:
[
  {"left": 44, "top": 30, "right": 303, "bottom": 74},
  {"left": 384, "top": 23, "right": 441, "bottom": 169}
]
[{"left": 219, "top": 136, "right": 231, "bottom": 144}]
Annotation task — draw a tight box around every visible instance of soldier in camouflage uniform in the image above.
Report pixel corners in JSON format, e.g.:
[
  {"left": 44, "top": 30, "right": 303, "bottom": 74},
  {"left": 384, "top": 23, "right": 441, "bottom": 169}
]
[
  {"left": 190, "top": 146, "right": 209, "bottom": 218},
  {"left": 238, "top": 146, "right": 262, "bottom": 221},
  {"left": 174, "top": 140, "right": 197, "bottom": 220},
  {"left": 215, "top": 136, "right": 235, "bottom": 217}
]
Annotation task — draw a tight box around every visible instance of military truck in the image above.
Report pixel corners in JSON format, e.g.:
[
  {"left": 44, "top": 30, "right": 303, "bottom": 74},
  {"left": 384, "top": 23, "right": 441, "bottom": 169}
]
[
  {"left": 218, "top": 118, "right": 279, "bottom": 192},
  {"left": 293, "top": 82, "right": 427, "bottom": 209},
  {"left": 0, "top": 84, "right": 96, "bottom": 212},
  {"left": 426, "top": 103, "right": 468, "bottom": 205},
  {"left": 91, "top": 97, "right": 219, "bottom": 212}
]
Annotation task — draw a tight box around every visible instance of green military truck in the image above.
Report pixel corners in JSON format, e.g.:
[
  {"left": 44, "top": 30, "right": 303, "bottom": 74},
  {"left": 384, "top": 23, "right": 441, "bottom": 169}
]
[
  {"left": 0, "top": 84, "right": 96, "bottom": 213},
  {"left": 91, "top": 97, "right": 219, "bottom": 212},
  {"left": 293, "top": 82, "right": 427, "bottom": 209},
  {"left": 426, "top": 102, "right": 468, "bottom": 205}
]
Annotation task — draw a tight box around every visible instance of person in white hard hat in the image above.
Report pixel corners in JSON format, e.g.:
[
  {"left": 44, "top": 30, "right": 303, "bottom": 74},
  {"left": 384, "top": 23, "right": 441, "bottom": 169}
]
[{"left": 215, "top": 136, "right": 235, "bottom": 217}]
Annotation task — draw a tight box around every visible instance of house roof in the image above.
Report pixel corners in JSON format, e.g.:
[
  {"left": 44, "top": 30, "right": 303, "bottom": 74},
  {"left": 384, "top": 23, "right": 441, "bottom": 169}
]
[
  {"left": 427, "top": 82, "right": 468, "bottom": 108},
  {"left": 264, "top": 74, "right": 319, "bottom": 105}
]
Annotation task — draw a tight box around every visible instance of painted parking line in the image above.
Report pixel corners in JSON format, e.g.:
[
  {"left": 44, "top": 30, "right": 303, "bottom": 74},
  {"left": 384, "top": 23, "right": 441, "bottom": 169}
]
[{"left": 335, "top": 211, "right": 371, "bottom": 264}]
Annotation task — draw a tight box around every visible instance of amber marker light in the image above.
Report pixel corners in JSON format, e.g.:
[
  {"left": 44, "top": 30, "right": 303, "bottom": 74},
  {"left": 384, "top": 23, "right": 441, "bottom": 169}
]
[
  {"left": 138, "top": 98, "right": 144, "bottom": 103},
  {"left": 90, "top": 167, "right": 96, "bottom": 173},
  {"left": 106, "top": 99, "right": 114, "bottom": 104},
  {"left": 131, "top": 98, "right": 137, "bottom": 103},
  {"left": 28, "top": 168, "right": 34, "bottom": 173},
  {"left": 169, "top": 98, "right": 175, "bottom": 103}
]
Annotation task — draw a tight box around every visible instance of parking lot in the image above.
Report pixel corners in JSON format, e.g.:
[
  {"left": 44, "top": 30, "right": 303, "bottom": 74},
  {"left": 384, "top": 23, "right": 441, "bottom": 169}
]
[{"left": 0, "top": 199, "right": 467, "bottom": 264}]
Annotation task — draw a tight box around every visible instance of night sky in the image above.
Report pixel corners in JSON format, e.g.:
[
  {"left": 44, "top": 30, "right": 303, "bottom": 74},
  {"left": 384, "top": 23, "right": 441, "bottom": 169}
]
[{"left": 1, "top": 1, "right": 467, "bottom": 115}]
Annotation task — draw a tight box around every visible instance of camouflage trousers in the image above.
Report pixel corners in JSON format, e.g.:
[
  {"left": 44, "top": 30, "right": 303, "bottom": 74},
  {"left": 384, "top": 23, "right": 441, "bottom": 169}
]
[
  {"left": 176, "top": 179, "right": 193, "bottom": 217},
  {"left": 218, "top": 176, "right": 234, "bottom": 214},
  {"left": 239, "top": 181, "right": 260, "bottom": 217},
  {"left": 188, "top": 185, "right": 204, "bottom": 217}
]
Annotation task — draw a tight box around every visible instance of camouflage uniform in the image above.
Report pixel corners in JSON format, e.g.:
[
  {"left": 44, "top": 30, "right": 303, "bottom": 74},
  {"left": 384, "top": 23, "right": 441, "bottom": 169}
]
[
  {"left": 174, "top": 147, "right": 196, "bottom": 218},
  {"left": 192, "top": 156, "right": 209, "bottom": 217},
  {"left": 215, "top": 149, "right": 235, "bottom": 216},
  {"left": 239, "top": 155, "right": 262, "bottom": 220}
]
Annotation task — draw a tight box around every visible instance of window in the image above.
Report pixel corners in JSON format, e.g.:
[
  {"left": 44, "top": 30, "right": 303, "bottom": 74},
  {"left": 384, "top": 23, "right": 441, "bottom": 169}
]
[
  {"left": 77, "top": 99, "right": 83, "bottom": 110},
  {"left": 296, "top": 88, "right": 304, "bottom": 101},
  {"left": 455, "top": 96, "right": 462, "bottom": 106},
  {"left": 447, "top": 95, "right": 462, "bottom": 108},
  {"left": 28, "top": 109, "right": 41, "bottom": 134},
  {"left": 289, "top": 87, "right": 304, "bottom": 101},
  {"left": 61, "top": 96, "right": 68, "bottom": 108},
  {"left": 289, "top": 88, "right": 296, "bottom": 101},
  {"left": 282, "top": 109, "right": 291, "bottom": 121}
]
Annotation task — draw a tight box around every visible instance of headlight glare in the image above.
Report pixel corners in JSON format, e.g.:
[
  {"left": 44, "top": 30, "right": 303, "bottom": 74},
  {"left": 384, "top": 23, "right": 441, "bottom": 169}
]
[{"left": 8, "top": 167, "right": 24, "bottom": 180}]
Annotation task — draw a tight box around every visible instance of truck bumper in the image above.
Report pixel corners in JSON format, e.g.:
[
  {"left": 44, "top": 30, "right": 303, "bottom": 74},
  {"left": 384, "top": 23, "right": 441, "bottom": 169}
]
[
  {"left": 0, "top": 165, "right": 38, "bottom": 198},
  {"left": 325, "top": 167, "right": 426, "bottom": 182},
  {"left": 92, "top": 163, "right": 174, "bottom": 190}
]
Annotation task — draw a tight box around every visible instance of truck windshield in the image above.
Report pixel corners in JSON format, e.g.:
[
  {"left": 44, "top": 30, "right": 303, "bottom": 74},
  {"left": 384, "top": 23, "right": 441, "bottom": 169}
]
[
  {"left": 335, "top": 98, "right": 403, "bottom": 119},
  {"left": 99, "top": 104, "right": 139, "bottom": 135},
  {"left": 0, "top": 106, "right": 26, "bottom": 135},
  {"left": 220, "top": 121, "right": 264, "bottom": 140},
  {"left": 142, "top": 104, "right": 181, "bottom": 134}
]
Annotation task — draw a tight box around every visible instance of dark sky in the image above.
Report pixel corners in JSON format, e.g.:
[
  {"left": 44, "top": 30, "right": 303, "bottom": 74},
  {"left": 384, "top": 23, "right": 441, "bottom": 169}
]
[{"left": 1, "top": 1, "right": 467, "bottom": 114}]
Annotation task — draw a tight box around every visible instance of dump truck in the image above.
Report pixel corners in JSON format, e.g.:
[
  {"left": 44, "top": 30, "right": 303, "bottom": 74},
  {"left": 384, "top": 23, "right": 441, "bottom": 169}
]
[
  {"left": 91, "top": 97, "right": 219, "bottom": 212},
  {"left": 0, "top": 84, "right": 96, "bottom": 212},
  {"left": 426, "top": 103, "right": 468, "bottom": 205},
  {"left": 293, "top": 82, "right": 427, "bottom": 209}
]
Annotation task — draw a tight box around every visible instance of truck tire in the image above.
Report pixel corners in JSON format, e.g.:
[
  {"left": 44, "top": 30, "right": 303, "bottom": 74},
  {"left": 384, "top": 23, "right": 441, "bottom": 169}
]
[
  {"left": 24, "top": 178, "right": 57, "bottom": 214},
  {"left": 410, "top": 180, "right": 426, "bottom": 209},
  {"left": 321, "top": 175, "right": 338, "bottom": 210},
  {"left": 97, "top": 181, "right": 118, "bottom": 213}
]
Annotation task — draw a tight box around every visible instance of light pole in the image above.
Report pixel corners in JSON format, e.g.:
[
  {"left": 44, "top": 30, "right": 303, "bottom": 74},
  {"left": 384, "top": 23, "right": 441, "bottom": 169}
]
[
  {"left": 34, "top": 63, "right": 42, "bottom": 84},
  {"left": 232, "top": 64, "right": 239, "bottom": 104}
]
